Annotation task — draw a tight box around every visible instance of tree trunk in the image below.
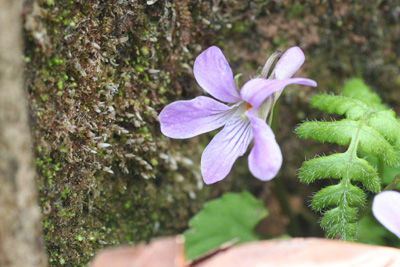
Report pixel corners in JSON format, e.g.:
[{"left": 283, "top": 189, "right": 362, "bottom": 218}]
[
  {"left": 0, "top": 0, "right": 48, "bottom": 266},
  {"left": 22, "top": 1, "right": 400, "bottom": 266}
]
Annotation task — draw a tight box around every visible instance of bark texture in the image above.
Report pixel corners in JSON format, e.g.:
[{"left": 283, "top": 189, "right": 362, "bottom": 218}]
[
  {"left": 0, "top": 0, "right": 48, "bottom": 266},
  {"left": 22, "top": 0, "right": 400, "bottom": 266}
]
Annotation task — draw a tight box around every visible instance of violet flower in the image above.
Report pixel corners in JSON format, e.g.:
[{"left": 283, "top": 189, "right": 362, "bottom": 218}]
[
  {"left": 372, "top": 191, "right": 400, "bottom": 238},
  {"left": 158, "top": 46, "right": 317, "bottom": 184}
]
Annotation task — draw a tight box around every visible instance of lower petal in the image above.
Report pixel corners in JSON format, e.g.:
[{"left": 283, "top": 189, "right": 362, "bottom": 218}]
[
  {"left": 159, "top": 96, "right": 237, "bottom": 139},
  {"left": 201, "top": 115, "right": 253, "bottom": 184},
  {"left": 240, "top": 78, "right": 317, "bottom": 110},
  {"left": 372, "top": 191, "right": 400, "bottom": 238},
  {"left": 246, "top": 109, "right": 282, "bottom": 181}
]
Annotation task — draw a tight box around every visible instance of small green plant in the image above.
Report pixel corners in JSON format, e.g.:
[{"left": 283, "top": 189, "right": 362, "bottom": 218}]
[
  {"left": 296, "top": 78, "right": 400, "bottom": 240},
  {"left": 184, "top": 192, "right": 268, "bottom": 261}
]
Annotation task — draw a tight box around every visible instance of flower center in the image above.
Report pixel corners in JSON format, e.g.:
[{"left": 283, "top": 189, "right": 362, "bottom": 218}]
[{"left": 244, "top": 102, "right": 252, "bottom": 112}]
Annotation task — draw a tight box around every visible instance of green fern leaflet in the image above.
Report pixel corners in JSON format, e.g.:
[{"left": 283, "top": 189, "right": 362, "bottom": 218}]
[{"left": 296, "top": 78, "right": 400, "bottom": 240}]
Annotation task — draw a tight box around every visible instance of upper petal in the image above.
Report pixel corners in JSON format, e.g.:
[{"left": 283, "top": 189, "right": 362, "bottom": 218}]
[
  {"left": 246, "top": 109, "right": 282, "bottom": 181},
  {"left": 193, "top": 46, "right": 240, "bottom": 103},
  {"left": 159, "top": 96, "right": 237, "bottom": 139},
  {"left": 372, "top": 191, "right": 400, "bottom": 238},
  {"left": 240, "top": 78, "right": 317, "bottom": 110},
  {"left": 272, "top": 46, "right": 305, "bottom": 79},
  {"left": 201, "top": 108, "right": 253, "bottom": 184}
]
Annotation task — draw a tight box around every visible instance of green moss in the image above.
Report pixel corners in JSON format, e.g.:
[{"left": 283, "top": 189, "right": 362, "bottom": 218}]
[
  {"left": 135, "top": 65, "right": 145, "bottom": 72},
  {"left": 23, "top": 0, "right": 400, "bottom": 265},
  {"left": 25, "top": 1, "right": 215, "bottom": 265},
  {"left": 57, "top": 80, "right": 63, "bottom": 90},
  {"left": 140, "top": 46, "right": 149, "bottom": 56}
]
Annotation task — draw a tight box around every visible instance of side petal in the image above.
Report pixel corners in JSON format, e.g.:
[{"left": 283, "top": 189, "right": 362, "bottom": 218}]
[
  {"left": 201, "top": 112, "right": 253, "bottom": 184},
  {"left": 372, "top": 191, "right": 400, "bottom": 238},
  {"left": 245, "top": 109, "right": 282, "bottom": 181},
  {"left": 272, "top": 46, "right": 305, "bottom": 79},
  {"left": 240, "top": 78, "right": 317, "bottom": 110},
  {"left": 193, "top": 46, "right": 240, "bottom": 103},
  {"left": 159, "top": 96, "right": 237, "bottom": 139}
]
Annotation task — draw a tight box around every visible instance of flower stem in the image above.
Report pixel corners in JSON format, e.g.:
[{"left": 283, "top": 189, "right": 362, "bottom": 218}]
[
  {"left": 271, "top": 177, "right": 302, "bottom": 236},
  {"left": 268, "top": 98, "right": 304, "bottom": 235},
  {"left": 268, "top": 98, "right": 280, "bottom": 130},
  {"left": 383, "top": 174, "right": 400, "bottom": 191}
]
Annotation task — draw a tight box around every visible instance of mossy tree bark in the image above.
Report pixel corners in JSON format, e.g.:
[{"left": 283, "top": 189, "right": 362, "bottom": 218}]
[
  {"left": 22, "top": 0, "right": 400, "bottom": 266},
  {"left": 0, "top": 0, "right": 48, "bottom": 266}
]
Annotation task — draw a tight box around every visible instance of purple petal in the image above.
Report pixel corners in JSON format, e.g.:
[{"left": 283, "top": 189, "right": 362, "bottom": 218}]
[
  {"left": 201, "top": 109, "right": 253, "bottom": 184},
  {"left": 372, "top": 191, "right": 400, "bottom": 238},
  {"left": 245, "top": 109, "right": 282, "bottom": 181},
  {"left": 193, "top": 46, "right": 240, "bottom": 103},
  {"left": 240, "top": 78, "right": 317, "bottom": 110},
  {"left": 159, "top": 96, "right": 238, "bottom": 139},
  {"left": 273, "top": 46, "right": 305, "bottom": 79}
]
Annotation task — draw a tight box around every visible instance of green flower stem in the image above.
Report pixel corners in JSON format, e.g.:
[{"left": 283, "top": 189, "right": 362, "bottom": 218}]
[
  {"left": 377, "top": 159, "right": 385, "bottom": 179},
  {"left": 257, "top": 52, "right": 300, "bottom": 235},
  {"left": 268, "top": 98, "right": 303, "bottom": 236},
  {"left": 383, "top": 174, "right": 400, "bottom": 191},
  {"left": 271, "top": 174, "right": 303, "bottom": 236},
  {"left": 269, "top": 98, "right": 280, "bottom": 130},
  {"left": 268, "top": 99, "right": 288, "bottom": 216}
]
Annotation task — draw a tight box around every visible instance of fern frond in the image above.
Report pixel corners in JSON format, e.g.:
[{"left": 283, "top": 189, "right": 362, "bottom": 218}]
[
  {"left": 367, "top": 110, "right": 400, "bottom": 150},
  {"left": 299, "top": 153, "right": 380, "bottom": 192},
  {"left": 320, "top": 206, "right": 358, "bottom": 228},
  {"left": 321, "top": 206, "right": 358, "bottom": 241},
  {"left": 311, "top": 184, "right": 365, "bottom": 211},
  {"left": 325, "top": 221, "right": 357, "bottom": 241},
  {"left": 310, "top": 94, "right": 367, "bottom": 120},
  {"left": 296, "top": 120, "right": 355, "bottom": 146},
  {"left": 296, "top": 78, "right": 400, "bottom": 241},
  {"left": 342, "top": 78, "right": 387, "bottom": 111},
  {"left": 297, "top": 120, "right": 398, "bottom": 166}
]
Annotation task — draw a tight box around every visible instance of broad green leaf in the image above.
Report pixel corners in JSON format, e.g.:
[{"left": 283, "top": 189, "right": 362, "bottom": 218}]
[
  {"left": 310, "top": 94, "right": 367, "bottom": 120},
  {"left": 184, "top": 192, "right": 268, "bottom": 261},
  {"left": 296, "top": 120, "right": 398, "bottom": 166},
  {"left": 311, "top": 183, "right": 365, "bottom": 211},
  {"left": 342, "top": 78, "right": 387, "bottom": 111},
  {"left": 299, "top": 153, "right": 380, "bottom": 192}
]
